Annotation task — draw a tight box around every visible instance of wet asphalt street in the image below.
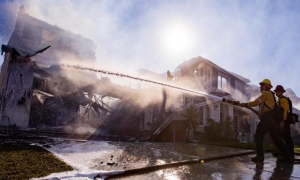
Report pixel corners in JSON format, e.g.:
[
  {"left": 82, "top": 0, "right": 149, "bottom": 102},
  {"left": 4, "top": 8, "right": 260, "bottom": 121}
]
[
  {"left": 7, "top": 135, "right": 299, "bottom": 180},
  {"left": 89, "top": 142, "right": 300, "bottom": 180}
]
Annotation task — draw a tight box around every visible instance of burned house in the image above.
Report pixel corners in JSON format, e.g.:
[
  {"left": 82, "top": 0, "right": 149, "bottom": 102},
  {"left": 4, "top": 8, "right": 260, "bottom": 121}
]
[
  {"left": 0, "top": 6, "right": 165, "bottom": 139},
  {"left": 0, "top": 6, "right": 110, "bottom": 130}
]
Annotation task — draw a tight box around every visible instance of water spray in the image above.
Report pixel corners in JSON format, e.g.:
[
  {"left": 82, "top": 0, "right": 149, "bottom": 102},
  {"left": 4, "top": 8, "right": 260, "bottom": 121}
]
[{"left": 61, "top": 64, "right": 223, "bottom": 101}]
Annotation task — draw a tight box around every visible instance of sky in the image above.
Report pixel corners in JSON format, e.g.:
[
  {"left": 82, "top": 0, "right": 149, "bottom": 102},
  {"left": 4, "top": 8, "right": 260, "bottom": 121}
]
[{"left": 1, "top": 0, "right": 300, "bottom": 97}]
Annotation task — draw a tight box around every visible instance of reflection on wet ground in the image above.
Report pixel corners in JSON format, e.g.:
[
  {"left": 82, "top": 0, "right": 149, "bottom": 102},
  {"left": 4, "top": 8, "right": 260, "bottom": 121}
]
[
  {"left": 72, "top": 141, "right": 300, "bottom": 180},
  {"left": 6, "top": 136, "right": 299, "bottom": 180}
]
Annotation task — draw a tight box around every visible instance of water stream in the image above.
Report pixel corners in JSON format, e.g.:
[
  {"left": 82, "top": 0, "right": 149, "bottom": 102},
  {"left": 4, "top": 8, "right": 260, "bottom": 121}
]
[{"left": 62, "top": 64, "right": 223, "bottom": 101}]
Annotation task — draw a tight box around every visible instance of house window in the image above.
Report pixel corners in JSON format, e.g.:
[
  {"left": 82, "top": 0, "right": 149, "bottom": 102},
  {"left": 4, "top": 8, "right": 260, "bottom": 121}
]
[
  {"left": 218, "top": 74, "right": 229, "bottom": 92},
  {"left": 41, "top": 29, "right": 56, "bottom": 44},
  {"left": 235, "top": 80, "right": 243, "bottom": 92}
]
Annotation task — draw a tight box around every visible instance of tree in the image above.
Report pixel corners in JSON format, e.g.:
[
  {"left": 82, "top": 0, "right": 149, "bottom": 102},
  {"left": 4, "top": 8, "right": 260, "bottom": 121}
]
[
  {"left": 203, "top": 116, "right": 235, "bottom": 142},
  {"left": 221, "top": 116, "right": 234, "bottom": 139},
  {"left": 181, "top": 105, "right": 200, "bottom": 142},
  {"left": 204, "top": 118, "right": 221, "bottom": 141}
]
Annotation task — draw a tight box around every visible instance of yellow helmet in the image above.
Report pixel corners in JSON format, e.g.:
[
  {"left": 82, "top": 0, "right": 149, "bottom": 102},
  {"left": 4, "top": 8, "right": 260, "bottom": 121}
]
[{"left": 259, "top": 79, "right": 272, "bottom": 88}]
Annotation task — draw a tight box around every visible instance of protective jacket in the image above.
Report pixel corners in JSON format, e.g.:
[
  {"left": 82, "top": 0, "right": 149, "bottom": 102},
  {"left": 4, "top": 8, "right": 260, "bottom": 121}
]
[
  {"left": 246, "top": 90, "right": 275, "bottom": 115},
  {"left": 278, "top": 96, "right": 290, "bottom": 121}
]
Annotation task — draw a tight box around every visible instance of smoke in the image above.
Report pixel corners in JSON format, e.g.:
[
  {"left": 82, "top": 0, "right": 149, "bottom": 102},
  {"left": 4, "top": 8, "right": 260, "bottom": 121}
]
[
  {"left": 2, "top": 0, "right": 300, "bottom": 96},
  {"left": 19, "top": 0, "right": 145, "bottom": 73},
  {"left": 3, "top": 1, "right": 300, "bottom": 108}
]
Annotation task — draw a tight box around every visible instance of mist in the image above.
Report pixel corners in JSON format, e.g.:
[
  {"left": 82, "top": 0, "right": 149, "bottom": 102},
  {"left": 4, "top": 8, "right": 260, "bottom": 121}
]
[{"left": 1, "top": 0, "right": 300, "bottom": 96}]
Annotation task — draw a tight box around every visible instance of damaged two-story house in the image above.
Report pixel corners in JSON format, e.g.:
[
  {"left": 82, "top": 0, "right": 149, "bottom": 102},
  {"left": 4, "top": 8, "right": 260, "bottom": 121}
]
[
  {"left": 1, "top": 6, "right": 169, "bottom": 140},
  {"left": 148, "top": 57, "right": 300, "bottom": 142},
  {"left": 148, "top": 57, "right": 261, "bottom": 142}
]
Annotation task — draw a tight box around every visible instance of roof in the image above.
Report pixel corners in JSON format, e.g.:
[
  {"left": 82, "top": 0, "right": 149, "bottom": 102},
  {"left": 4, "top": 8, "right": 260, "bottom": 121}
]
[{"left": 177, "top": 56, "right": 250, "bottom": 83}]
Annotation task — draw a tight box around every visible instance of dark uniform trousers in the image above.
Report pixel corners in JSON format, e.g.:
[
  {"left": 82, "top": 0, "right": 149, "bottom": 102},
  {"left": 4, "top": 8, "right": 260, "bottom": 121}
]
[
  {"left": 281, "top": 122, "right": 295, "bottom": 157},
  {"left": 255, "top": 112, "right": 291, "bottom": 159}
]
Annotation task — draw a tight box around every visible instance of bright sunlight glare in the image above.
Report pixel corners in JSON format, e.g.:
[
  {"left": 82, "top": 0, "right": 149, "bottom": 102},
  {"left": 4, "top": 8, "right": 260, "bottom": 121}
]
[{"left": 160, "top": 22, "right": 195, "bottom": 56}]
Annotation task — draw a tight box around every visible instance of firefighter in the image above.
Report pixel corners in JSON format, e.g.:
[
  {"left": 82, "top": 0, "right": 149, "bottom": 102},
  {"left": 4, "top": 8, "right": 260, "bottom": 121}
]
[
  {"left": 274, "top": 85, "right": 295, "bottom": 158},
  {"left": 167, "top": 70, "right": 174, "bottom": 82},
  {"left": 239, "top": 79, "right": 291, "bottom": 162}
]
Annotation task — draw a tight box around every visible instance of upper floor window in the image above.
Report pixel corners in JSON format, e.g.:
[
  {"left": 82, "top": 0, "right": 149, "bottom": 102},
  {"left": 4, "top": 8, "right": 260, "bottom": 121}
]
[
  {"left": 41, "top": 29, "right": 56, "bottom": 44},
  {"left": 235, "top": 79, "right": 244, "bottom": 93},
  {"left": 218, "top": 73, "right": 229, "bottom": 92}
]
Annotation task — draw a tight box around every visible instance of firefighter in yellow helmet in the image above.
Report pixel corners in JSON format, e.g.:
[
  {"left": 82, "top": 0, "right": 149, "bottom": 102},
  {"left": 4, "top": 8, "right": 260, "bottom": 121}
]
[{"left": 239, "top": 79, "right": 291, "bottom": 162}]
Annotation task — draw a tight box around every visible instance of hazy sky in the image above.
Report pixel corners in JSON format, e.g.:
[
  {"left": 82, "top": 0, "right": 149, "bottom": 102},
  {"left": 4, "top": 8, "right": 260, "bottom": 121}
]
[{"left": 1, "top": 0, "right": 300, "bottom": 97}]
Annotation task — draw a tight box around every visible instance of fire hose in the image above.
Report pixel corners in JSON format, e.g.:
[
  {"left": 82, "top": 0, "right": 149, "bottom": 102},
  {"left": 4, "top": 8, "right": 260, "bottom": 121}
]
[{"left": 95, "top": 150, "right": 256, "bottom": 179}]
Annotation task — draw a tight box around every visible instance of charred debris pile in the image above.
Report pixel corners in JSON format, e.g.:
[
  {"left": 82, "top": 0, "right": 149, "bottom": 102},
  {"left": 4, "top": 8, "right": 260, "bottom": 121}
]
[{"left": 0, "top": 45, "right": 168, "bottom": 141}]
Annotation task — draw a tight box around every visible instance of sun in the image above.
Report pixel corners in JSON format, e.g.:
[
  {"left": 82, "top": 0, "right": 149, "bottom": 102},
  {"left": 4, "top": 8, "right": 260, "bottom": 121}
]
[{"left": 160, "top": 22, "right": 195, "bottom": 56}]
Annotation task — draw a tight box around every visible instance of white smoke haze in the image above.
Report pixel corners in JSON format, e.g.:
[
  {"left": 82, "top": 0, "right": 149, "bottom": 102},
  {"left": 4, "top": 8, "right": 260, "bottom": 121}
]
[
  {"left": 2, "top": 0, "right": 300, "bottom": 97},
  {"left": 64, "top": 124, "right": 97, "bottom": 135}
]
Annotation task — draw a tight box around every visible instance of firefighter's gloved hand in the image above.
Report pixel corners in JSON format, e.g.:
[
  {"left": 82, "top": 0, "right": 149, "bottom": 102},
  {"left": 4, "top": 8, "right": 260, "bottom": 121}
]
[{"left": 240, "top": 103, "right": 248, "bottom": 107}]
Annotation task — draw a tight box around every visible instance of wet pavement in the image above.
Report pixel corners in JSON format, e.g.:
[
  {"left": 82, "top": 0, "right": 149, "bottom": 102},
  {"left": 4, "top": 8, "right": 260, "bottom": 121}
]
[
  {"left": 92, "top": 142, "right": 300, "bottom": 180},
  {"left": 4, "top": 135, "right": 300, "bottom": 180}
]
